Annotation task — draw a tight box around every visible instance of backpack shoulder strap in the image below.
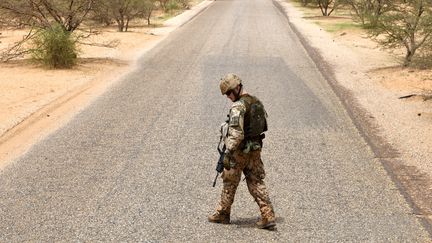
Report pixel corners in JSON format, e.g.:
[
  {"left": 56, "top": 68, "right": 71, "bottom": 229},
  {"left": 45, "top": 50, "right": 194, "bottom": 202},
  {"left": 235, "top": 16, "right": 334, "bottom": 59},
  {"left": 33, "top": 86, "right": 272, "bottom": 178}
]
[{"left": 239, "top": 94, "right": 255, "bottom": 112}]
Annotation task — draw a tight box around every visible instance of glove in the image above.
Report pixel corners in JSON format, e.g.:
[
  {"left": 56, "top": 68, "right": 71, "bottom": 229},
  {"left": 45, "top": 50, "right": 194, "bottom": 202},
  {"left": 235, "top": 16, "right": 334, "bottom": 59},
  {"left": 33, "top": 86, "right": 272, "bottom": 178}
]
[{"left": 223, "top": 150, "right": 236, "bottom": 170}]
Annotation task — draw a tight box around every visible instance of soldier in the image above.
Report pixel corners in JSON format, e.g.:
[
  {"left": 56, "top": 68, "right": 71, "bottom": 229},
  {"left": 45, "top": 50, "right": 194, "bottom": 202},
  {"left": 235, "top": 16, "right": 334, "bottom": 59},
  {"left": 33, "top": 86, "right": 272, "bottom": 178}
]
[{"left": 208, "top": 73, "right": 276, "bottom": 230}]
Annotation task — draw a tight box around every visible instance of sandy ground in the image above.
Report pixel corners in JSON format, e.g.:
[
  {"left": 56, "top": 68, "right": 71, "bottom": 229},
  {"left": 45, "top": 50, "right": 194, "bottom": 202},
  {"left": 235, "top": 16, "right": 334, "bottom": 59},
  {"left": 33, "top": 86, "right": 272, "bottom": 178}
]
[
  {"left": 0, "top": 29, "right": 154, "bottom": 134},
  {"left": 0, "top": 0, "right": 213, "bottom": 166}
]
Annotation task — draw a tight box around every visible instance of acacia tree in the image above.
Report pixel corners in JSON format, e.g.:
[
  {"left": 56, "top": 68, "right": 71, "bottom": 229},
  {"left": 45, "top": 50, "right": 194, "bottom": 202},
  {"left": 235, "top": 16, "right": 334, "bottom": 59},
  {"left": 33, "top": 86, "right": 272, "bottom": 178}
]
[
  {"left": 158, "top": 0, "right": 169, "bottom": 12},
  {"left": 369, "top": 0, "right": 432, "bottom": 66},
  {"left": 344, "top": 0, "right": 391, "bottom": 27},
  {"left": 0, "top": 0, "right": 95, "bottom": 63},
  {"left": 0, "top": 0, "right": 94, "bottom": 31},
  {"left": 140, "top": 0, "right": 157, "bottom": 25},
  {"left": 315, "top": 0, "right": 340, "bottom": 16},
  {"left": 93, "top": 0, "right": 156, "bottom": 32}
]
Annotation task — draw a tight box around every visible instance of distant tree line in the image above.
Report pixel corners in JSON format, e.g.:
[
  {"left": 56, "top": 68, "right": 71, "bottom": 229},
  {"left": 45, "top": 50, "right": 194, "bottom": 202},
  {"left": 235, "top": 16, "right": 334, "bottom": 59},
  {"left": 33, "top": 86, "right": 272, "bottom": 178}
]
[
  {"left": 298, "top": 0, "right": 432, "bottom": 67},
  {"left": 0, "top": 0, "right": 190, "bottom": 68}
]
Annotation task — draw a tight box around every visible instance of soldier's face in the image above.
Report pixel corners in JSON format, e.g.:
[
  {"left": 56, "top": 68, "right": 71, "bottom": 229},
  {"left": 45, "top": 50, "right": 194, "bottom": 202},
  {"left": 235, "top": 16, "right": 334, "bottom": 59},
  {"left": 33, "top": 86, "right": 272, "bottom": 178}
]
[
  {"left": 226, "top": 86, "right": 239, "bottom": 102},
  {"left": 226, "top": 90, "right": 236, "bottom": 102}
]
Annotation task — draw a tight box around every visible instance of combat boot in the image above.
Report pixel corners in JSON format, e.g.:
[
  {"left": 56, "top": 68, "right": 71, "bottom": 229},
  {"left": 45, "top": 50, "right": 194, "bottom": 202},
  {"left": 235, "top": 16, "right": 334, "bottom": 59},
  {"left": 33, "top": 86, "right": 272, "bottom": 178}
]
[
  {"left": 208, "top": 211, "right": 230, "bottom": 224},
  {"left": 256, "top": 217, "right": 276, "bottom": 230}
]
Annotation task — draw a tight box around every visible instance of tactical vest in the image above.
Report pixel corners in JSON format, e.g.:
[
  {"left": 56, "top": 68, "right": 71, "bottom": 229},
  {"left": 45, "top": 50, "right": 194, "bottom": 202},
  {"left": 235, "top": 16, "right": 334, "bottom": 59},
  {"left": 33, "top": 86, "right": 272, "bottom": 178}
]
[{"left": 239, "top": 94, "right": 268, "bottom": 140}]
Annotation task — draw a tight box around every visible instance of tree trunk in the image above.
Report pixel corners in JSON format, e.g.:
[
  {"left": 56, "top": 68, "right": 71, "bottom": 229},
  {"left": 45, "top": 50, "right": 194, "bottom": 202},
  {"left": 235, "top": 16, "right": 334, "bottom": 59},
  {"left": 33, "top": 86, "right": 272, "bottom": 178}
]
[
  {"left": 404, "top": 50, "right": 414, "bottom": 67},
  {"left": 318, "top": 1, "right": 330, "bottom": 16},
  {"left": 116, "top": 18, "right": 125, "bottom": 32},
  {"left": 404, "top": 40, "right": 417, "bottom": 67},
  {"left": 125, "top": 17, "right": 130, "bottom": 32}
]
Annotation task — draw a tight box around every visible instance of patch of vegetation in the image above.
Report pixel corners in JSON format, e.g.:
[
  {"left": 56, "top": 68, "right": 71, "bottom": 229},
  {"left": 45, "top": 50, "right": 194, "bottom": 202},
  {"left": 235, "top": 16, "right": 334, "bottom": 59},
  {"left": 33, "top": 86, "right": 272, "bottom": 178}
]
[
  {"left": 0, "top": 0, "right": 196, "bottom": 68},
  {"left": 317, "top": 21, "right": 362, "bottom": 33},
  {"left": 31, "top": 24, "right": 78, "bottom": 69},
  {"left": 294, "top": 0, "right": 432, "bottom": 67}
]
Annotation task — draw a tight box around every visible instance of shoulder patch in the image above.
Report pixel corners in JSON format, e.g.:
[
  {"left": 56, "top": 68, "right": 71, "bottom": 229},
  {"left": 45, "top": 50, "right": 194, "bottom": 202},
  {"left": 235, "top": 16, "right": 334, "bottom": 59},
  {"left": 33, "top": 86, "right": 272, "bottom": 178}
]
[
  {"left": 230, "top": 116, "right": 240, "bottom": 126},
  {"left": 229, "top": 107, "right": 241, "bottom": 127}
]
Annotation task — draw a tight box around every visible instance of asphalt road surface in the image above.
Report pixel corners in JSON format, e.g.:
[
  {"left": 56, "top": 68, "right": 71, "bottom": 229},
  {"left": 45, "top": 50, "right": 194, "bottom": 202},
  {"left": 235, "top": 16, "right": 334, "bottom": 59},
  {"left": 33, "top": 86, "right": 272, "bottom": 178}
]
[{"left": 0, "top": 0, "right": 430, "bottom": 241}]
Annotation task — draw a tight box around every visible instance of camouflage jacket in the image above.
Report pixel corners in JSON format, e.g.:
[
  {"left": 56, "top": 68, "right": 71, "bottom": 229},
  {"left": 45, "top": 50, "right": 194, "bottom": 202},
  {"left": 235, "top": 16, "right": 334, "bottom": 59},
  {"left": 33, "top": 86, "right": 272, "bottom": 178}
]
[{"left": 225, "top": 99, "right": 246, "bottom": 152}]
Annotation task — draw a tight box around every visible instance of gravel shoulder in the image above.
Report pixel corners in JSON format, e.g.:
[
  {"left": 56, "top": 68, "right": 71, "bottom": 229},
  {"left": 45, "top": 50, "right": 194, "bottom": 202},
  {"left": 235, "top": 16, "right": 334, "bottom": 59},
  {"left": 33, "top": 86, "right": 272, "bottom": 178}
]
[{"left": 274, "top": 0, "right": 432, "bottom": 230}]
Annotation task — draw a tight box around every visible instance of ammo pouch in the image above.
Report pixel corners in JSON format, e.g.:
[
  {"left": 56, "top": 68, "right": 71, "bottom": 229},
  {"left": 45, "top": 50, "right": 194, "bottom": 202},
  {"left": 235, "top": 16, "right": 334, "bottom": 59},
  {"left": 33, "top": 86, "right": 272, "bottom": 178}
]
[{"left": 242, "top": 134, "right": 265, "bottom": 154}]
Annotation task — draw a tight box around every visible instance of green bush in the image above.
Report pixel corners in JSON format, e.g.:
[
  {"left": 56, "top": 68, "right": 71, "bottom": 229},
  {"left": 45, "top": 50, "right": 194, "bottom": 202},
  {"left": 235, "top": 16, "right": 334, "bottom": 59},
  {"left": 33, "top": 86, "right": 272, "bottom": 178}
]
[
  {"left": 31, "top": 24, "right": 78, "bottom": 68},
  {"left": 166, "top": 0, "right": 179, "bottom": 13}
]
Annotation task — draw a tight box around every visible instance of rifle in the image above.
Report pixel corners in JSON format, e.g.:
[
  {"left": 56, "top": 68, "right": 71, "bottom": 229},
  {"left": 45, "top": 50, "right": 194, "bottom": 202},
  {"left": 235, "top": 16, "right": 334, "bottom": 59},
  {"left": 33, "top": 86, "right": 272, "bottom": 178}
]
[
  {"left": 212, "top": 145, "right": 225, "bottom": 187},
  {"left": 213, "top": 118, "right": 229, "bottom": 187}
]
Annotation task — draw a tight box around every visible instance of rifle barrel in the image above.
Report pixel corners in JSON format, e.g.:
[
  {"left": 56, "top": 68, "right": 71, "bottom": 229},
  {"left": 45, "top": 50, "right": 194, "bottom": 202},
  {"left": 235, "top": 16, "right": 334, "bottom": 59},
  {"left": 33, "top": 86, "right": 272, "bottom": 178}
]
[{"left": 212, "top": 172, "right": 220, "bottom": 187}]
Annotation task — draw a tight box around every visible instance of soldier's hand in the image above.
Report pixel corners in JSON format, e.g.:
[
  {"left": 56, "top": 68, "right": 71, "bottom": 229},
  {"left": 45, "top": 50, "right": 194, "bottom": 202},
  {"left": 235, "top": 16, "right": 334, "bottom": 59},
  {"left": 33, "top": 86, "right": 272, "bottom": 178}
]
[
  {"left": 223, "top": 155, "right": 231, "bottom": 170},
  {"left": 223, "top": 150, "right": 233, "bottom": 170}
]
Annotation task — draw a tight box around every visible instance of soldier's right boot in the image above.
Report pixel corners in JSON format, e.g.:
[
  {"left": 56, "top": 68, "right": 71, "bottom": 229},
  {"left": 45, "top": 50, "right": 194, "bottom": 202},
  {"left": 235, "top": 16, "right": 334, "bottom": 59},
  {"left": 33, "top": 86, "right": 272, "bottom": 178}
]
[
  {"left": 256, "top": 217, "right": 276, "bottom": 230},
  {"left": 208, "top": 210, "right": 230, "bottom": 224}
]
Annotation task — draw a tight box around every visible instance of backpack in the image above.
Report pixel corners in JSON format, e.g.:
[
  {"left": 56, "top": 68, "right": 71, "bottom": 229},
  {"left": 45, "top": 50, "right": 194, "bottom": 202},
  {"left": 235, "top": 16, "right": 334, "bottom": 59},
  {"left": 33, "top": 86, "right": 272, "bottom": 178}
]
[{"left": 240, "top": 95, "right": 268, "bottom": 139}]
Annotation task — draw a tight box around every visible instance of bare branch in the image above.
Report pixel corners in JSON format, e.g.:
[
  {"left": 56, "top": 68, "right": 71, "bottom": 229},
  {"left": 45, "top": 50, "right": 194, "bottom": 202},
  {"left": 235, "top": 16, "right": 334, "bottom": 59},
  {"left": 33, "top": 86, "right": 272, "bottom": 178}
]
[{"left": 0, "top": 28, "right": 38, "bottom": 62}]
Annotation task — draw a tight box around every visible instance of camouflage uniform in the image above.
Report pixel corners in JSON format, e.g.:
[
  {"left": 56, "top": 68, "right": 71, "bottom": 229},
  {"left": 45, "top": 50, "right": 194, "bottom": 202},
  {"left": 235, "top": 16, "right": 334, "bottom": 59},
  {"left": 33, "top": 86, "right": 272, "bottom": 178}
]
[{"left": 214, "top": 94, "right": 275, "bottom": 225}]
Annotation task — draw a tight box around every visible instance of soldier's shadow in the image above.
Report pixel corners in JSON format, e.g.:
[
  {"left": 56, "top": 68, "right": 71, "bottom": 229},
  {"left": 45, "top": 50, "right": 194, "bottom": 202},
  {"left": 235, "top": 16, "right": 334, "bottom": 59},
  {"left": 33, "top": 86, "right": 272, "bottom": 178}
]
[{"left": 230, "top": 217, "right": 284, "bottom": 231}]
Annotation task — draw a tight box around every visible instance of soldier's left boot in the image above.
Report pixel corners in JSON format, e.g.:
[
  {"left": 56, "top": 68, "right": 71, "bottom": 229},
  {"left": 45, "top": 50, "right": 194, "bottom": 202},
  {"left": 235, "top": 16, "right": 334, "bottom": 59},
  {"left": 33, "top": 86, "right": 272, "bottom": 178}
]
[{"left": 208, "top": 210, "right": 230, "bottom": 224}]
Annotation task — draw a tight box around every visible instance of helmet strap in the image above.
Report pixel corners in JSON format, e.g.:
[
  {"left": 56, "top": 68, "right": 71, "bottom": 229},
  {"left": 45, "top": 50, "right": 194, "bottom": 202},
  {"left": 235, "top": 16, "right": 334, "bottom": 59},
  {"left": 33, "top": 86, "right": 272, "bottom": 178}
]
[{"left": 234, "top": 84, "right": 243, "bottom": 101}]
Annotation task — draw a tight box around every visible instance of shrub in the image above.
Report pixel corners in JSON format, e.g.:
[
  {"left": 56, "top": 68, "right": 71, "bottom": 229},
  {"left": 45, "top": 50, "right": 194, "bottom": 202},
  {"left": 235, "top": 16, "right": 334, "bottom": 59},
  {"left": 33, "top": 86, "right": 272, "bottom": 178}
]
[
  {"left": 166, "top": 0, "right": 180, "bottom": 13},
  {"left": 369, "top": 0, "right": 432, "bottom": 67},
  {"left": 31, "top": 24, "right": 78, "bottom": 68},
  {"left": 345, "top": 0, "right": 391, "bottom": 28}
]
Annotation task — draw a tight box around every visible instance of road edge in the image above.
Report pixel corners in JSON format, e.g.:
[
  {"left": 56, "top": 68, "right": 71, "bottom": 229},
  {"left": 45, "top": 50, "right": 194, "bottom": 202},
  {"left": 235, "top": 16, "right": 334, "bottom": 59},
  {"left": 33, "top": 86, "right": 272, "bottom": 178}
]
[{"left": 272, "top": 0, "right": 432, "bottom": 237}]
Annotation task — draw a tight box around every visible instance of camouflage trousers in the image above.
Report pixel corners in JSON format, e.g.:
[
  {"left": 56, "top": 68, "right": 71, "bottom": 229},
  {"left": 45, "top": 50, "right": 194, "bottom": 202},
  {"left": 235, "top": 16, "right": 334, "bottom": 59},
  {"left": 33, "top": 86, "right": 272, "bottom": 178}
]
[{"left": 216, "top": 149, "right": 275, "bottom": 220}]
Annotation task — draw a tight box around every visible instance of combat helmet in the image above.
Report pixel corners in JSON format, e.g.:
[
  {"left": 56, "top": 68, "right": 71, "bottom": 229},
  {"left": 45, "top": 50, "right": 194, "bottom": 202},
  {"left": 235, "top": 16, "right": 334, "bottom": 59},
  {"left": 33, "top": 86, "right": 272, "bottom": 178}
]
[{"left": 219, "top": 73, "right": 242, "bottom": 95}]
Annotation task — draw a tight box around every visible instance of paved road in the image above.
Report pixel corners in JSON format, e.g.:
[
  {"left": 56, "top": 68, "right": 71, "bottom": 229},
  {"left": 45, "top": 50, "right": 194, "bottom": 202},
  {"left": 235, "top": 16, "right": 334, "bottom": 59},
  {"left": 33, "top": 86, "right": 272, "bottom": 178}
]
[{"left": 0, "top": 0, "right": 430, "bottom": 241}]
